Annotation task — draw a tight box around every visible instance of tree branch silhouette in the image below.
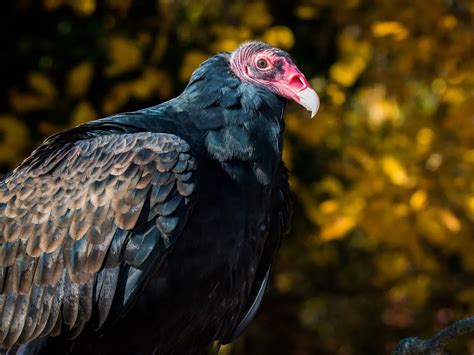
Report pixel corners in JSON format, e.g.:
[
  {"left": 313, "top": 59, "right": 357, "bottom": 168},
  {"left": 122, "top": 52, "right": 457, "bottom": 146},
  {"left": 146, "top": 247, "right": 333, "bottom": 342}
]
[{"left": 393, "top": 317, "right": 474, "bottom": 355}]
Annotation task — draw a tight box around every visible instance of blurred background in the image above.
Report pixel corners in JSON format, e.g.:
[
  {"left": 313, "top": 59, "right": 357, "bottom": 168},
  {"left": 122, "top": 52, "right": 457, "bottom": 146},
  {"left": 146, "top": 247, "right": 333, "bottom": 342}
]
[{"left": 0, "top": 0, "right": 473, "bottom": 354}]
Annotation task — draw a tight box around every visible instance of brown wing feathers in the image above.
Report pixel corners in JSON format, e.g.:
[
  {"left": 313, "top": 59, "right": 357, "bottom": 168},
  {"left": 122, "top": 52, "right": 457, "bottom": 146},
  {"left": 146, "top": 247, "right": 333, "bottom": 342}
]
[{"left": 0, "top": 132, "right": 198, "bottom": 347}]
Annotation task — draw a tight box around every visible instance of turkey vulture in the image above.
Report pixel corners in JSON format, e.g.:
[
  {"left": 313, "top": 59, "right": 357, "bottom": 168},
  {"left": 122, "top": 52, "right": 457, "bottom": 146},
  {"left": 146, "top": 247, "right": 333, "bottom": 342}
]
[{"left": 0, "top": 41, "right": 319, "bottom": 354}]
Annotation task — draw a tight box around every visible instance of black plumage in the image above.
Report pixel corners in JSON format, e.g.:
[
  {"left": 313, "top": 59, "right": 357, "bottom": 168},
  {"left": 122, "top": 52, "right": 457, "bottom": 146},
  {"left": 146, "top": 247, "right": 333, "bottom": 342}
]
[{"left": 0, "top": 43, "right": 296, "bottom": 354}]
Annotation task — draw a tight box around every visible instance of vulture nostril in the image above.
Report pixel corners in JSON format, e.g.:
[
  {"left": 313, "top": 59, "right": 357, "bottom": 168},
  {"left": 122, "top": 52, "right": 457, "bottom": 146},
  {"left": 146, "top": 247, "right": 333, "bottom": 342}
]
[{"left": 288, "top": 74, "right": 307, "bottom": 91}]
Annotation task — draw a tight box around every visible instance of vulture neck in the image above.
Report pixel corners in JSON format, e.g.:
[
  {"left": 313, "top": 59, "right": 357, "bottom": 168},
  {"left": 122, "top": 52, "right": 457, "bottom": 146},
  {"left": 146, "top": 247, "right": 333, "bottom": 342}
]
[{"left": 175, "top": 52, "right": 287, "bottom": 185}]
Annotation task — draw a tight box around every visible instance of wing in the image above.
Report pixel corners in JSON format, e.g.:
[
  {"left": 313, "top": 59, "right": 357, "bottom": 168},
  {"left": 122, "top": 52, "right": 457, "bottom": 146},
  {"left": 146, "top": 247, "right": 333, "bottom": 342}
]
[{"left": 0, "top": 132, "right": 198, "bottom": 348}]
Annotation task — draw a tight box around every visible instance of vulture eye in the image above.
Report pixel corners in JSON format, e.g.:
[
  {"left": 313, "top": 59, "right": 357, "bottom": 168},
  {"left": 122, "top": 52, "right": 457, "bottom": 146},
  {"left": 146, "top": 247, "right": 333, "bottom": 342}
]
[{"left": 256, "top": 58, "right": 269, "bottom": 69}]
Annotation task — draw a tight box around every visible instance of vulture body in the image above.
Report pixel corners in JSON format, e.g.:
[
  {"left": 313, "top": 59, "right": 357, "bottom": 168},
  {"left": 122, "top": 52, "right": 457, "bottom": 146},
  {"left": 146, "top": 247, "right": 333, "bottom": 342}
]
[{"left": 0, "top": 42, "right": 318, "bottom": 354}]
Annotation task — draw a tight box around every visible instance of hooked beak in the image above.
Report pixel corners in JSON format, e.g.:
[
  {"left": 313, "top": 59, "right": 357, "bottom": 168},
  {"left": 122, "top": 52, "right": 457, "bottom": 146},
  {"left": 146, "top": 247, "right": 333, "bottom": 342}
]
[
  {"left": 295, "top": 87, "right": 320, "bottom": 118},
  {"left": 282, "top": 69, "right": 320, "bottom": 118}
]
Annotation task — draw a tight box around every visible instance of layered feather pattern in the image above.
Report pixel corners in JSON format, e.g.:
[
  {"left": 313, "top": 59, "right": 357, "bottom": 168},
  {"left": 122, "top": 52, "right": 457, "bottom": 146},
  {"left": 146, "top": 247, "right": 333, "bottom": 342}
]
[{"left": 0, "top": 132, "right": 198, "bottom": 347}]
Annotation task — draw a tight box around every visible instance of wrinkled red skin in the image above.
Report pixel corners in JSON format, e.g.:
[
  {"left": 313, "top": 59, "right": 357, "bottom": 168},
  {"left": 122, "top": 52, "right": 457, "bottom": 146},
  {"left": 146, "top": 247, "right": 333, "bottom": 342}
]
[{"left": 229, "top": 41, "right": 311, "bottom": 105}]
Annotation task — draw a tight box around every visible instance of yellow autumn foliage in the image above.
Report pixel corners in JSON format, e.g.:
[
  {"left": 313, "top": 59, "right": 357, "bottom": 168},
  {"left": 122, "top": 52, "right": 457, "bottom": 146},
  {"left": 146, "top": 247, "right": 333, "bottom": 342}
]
[
  {"left": 320, "top": 215, "right": 357, "bottom": 241},
  {"left": 106, "top": 36, "right": 142, "bottom": 76},
  {"left": 371, "top": 21, "right": 409, "bottom": 41},
  {"left": 262, "top": 26, "right": 295, "bottom": 50},
  {"left": 179, "top": 50, "right": 210, "bottom": 83},
  {"left": 27, "top": 72, "right": 57, "bottom": 99},
  {"left": 67, "top": 61, "right": 94, "bottom": 98},
  {"left": 1, "top": 0, "right": 473, "bottom": 353},
  {"left": 71, "top": 101, "right": 98, "bottom": 126},
  {"left": 0, "top": 115, "right": 29, "bottom": 165},
  {"left": 241, "top": 2, "right": 273, "bottom": 30}
]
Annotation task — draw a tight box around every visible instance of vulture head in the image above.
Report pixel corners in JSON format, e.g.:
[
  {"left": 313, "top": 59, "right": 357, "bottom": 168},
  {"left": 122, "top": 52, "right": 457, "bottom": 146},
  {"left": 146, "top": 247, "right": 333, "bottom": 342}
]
[{"left": 230, "top": 41, "right": 320, "bottom": 117}]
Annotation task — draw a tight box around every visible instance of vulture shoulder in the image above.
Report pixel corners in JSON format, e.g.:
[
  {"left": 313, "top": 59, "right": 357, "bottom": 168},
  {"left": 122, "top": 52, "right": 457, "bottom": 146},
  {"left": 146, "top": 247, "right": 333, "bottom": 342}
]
[{"left": 0, "top": 131, "right": 198, "bottom": 348}]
